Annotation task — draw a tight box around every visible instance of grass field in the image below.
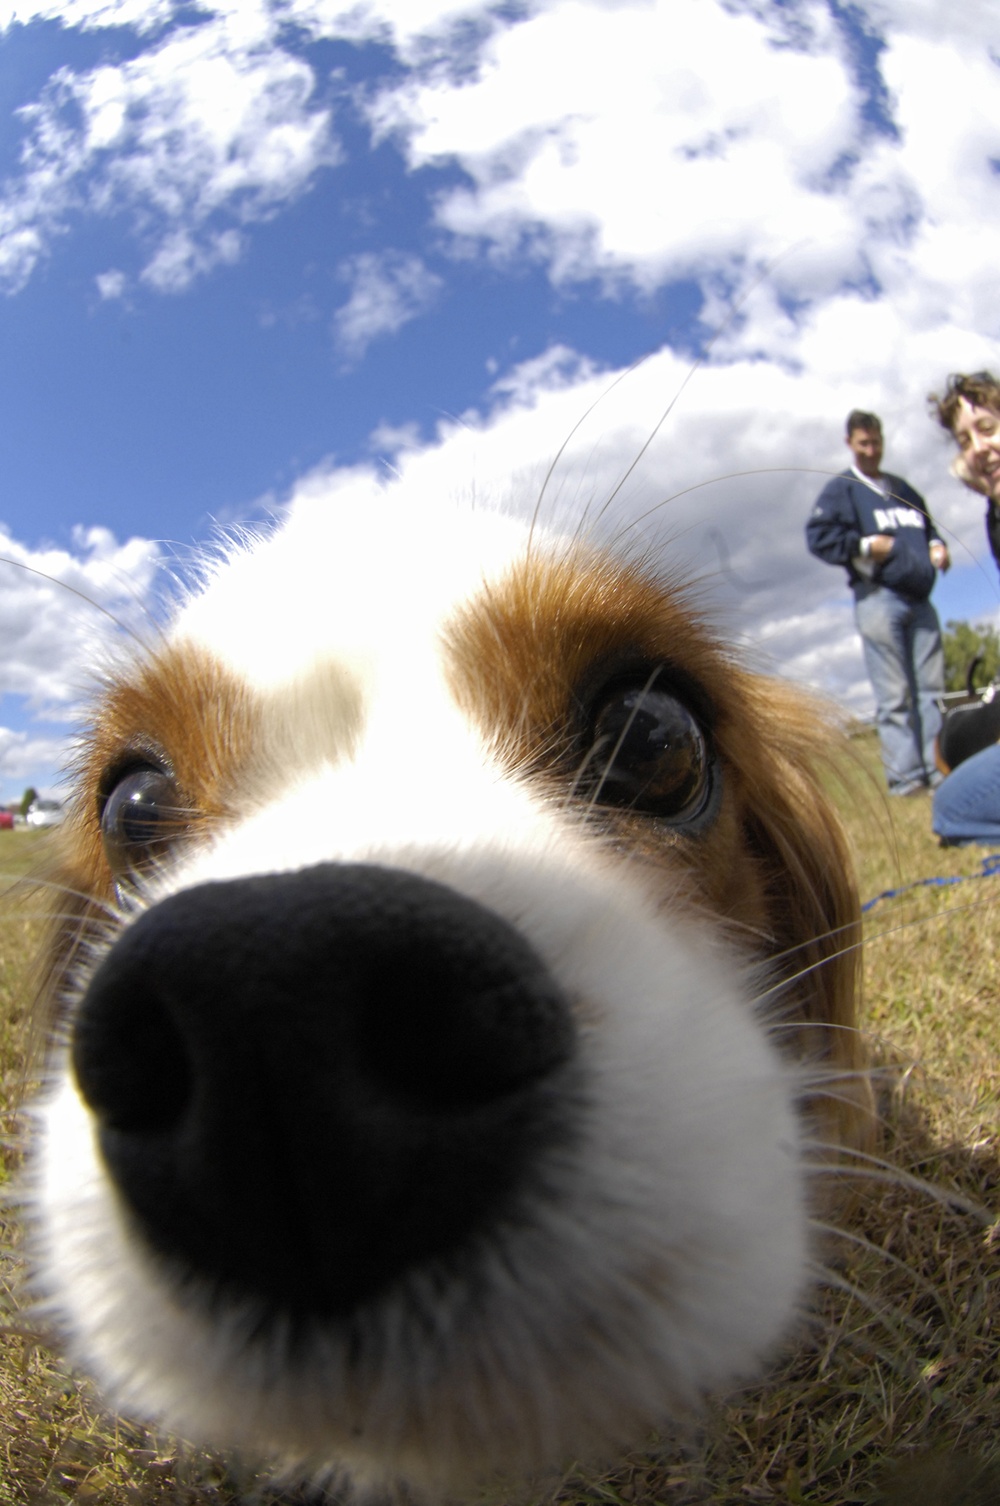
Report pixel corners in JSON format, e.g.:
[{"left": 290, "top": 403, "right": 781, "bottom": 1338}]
[{"left": 1, "top": 739, "right": 998, "bottom": 1505}]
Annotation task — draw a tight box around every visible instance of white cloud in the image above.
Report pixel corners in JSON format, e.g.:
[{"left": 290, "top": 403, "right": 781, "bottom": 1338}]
[
  {"left": 356, "top": 0, "right": 1000, "bottom": 352},
  {"left": 3, "top": 0, "right": 997, "bottom": 326},
  {"left": 363, "top": 0, "right": 868, "bottom": 292},
  {"left": 0, "top": 726, "right": 74, "bottom": 798},
  {"left": 1, "top": 2, "right": 339, "bottom": 292},
  {"left": 368, "top": 419, "right": 425, "bottom": 457},
  {"left": 0, "top": 528, "right": 159, "bottom": 700},
  {"left": 285, "top": 0, "right": 519, "bottom": 56},
  {"left": 95, "top": 267, "right": 127, "bottom": 298},
  {"left": 142, "top": 227, "right": 244, "bottom": 293},
  {"left": 333, "top": 249, "right": 443, "bottom": 358},
  {"left": 0, "top": 0, "right": 174, "bottom": 29},
  {"left": 0, "top": 527, "right": 162, "bottom": 799}
]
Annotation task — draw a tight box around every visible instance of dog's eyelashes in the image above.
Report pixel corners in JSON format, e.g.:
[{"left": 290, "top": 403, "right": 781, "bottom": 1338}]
[
  {"left": 100, "top": 763, "right": 189, "bottom": 880},
  {"left": 582, "top": 675, "right": 716, "bottom": 825}
]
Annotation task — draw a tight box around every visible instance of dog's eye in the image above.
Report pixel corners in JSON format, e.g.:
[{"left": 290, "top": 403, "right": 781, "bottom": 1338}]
[
  {"left": 583, "top": 677, "right": 715, "bottom": 824},
  {"left": 100, "top": 765, "right": 188, "bottom": 880}
]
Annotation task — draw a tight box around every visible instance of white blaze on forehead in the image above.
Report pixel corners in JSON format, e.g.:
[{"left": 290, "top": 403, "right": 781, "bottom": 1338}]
[{"left": 173, "top": 492, "right": 535, "bottom": 693}]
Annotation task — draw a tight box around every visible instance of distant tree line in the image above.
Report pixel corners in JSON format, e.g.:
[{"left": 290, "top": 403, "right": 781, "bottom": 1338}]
[{"left": 943, "top": 619, "right": 1000, "bottom": 694}]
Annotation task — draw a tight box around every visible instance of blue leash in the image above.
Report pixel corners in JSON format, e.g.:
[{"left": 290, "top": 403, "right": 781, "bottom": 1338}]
[{"left": 862, "top": 852, "right": 1000, "bottom": 913}]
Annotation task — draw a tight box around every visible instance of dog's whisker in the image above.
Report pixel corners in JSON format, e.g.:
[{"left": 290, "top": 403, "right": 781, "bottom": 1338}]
[
  {"left": 589, "top": 250, "right": 809, "bottom": 541},
  {"left": 0, "top": 553, "right": 158, "bottom": 654},
  {"left": 807, "top": 1219, "right": 961, "bottom": 1312},
  {"left": 607, "top": 465, "right": 849, "bottom": 553},
  {"left": 562, "top": 738, "right": 613, "bottom": 810},
  {"left": 763, "top": 1017, "right": 869, "bottom": 1040},
  {"left": 752, "top": 885, "right": 1000, "bottom": 1014},
  {"left": 0, "top": 875, "right": 121, "bottom": 920},
  {"left": 530, "top": 353, "right": 656, "bottom": 550},
  {"left": 579, "top": 666, "right": 665, "bottom": 819},
  {"left": 802, "top": 1156, "right": 992, "bottom": 1225},
  {"left": 0, "top": 910, "right": 115, "bottom": 934},
  {"left": 803, "top": 1261, "right": 932, "bottom": 1351}
]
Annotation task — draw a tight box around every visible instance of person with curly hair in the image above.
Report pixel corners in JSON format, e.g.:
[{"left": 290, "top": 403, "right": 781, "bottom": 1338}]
[
  {"left": 929, "top": 371, "right": 1000, "bottom": 845},
  {"left": 929, "top": 370, "right": 1000, "bottom": 572}
]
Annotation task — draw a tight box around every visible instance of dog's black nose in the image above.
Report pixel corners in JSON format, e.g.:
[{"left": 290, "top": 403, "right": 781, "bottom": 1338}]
[{"left": 72, "top": 862, "right": 577, "bottom": 1318}]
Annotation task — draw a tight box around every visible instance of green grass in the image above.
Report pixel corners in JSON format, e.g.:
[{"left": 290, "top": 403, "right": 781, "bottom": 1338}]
[{"left": 1, "top": 755, "right": 998, "bottom": 1505}]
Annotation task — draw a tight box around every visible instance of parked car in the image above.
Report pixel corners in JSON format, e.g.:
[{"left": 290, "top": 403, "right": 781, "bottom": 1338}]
[
  {"left": 0, "top": 811, "right": 13, "bottom": 830},
  {"left": 26, "top": 798, "right": 65, "bottom": 829}
]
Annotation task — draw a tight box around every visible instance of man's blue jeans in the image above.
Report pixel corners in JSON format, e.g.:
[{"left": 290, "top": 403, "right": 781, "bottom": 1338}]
[
  {"left": 854, "top": 585, "right": 944, "bottom": 793},
  {"left": 933, "top": 744, "right": 1000, "bottom": 843}
]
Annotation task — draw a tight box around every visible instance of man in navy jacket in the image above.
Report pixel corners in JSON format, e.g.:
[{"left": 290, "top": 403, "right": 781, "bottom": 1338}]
[{"left": 806, "top": 410, "right": 950, "bottom": 795}]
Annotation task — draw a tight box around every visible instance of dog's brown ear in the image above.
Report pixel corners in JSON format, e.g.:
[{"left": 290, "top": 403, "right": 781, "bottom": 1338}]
[{"left": 726, "top": 674, "right": 874, "bottom": 1155}]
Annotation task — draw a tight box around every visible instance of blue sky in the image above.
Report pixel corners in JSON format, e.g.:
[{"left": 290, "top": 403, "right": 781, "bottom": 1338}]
[{"left": 0, "top": 0, "right": 998, "bottom": 801}]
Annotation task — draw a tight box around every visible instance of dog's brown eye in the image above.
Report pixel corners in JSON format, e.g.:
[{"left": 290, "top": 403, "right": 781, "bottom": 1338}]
[
  {"left": 101, "top": 766, "right": 188, "bottom": 880},
  {"left": 585, "top": 680, "right": 715, "bottom": 825}
]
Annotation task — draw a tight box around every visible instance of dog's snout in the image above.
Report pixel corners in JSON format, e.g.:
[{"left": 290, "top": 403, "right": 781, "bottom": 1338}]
[{"left": 71, "top": 862, "right": 578, "bottom": 1318}]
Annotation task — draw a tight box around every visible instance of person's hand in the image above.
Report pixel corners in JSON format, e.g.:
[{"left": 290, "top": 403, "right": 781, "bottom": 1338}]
[
  {"left": 867, "top": 534, "right": 895, "bottom": 561},
  {"left": 931, "top": 541, "right": 950, "bottom": 572}
]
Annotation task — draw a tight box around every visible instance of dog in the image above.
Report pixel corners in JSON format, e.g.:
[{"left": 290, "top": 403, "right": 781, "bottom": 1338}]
[{"left": 26, "top": 486, "right": 867, "bottom": 1499}]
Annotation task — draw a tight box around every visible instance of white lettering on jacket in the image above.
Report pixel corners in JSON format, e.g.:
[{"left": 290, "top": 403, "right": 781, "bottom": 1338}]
[{"left": 873, "top": 506, "right": 925, "bottom": 532}]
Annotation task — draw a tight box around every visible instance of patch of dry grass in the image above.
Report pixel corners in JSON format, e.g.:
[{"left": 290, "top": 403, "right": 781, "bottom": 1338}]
[{"left": 1, "top": 744, "right": 998, "bottom": 1505}]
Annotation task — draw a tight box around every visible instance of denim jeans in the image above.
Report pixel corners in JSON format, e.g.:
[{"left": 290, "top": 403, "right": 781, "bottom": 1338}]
[
  {"left": 932, "top": 743, "right": 1000, "bottom": 843},
  {"left": 854, "top": 585, "right": 944, "bottom": 793}
]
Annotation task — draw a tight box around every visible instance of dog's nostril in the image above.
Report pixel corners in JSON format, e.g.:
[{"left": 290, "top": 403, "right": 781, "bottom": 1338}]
[
  {"left": 74, "top": 982, "right": 194, "bottom": 1135},
  {"left": 70, "top": 863, "right": 578, "bottom": 1316}
]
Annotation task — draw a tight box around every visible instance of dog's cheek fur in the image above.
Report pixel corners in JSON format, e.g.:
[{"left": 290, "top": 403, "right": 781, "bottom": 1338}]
[{"left": 719, "top": 675, "right": 869, "bottom": 1147}]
